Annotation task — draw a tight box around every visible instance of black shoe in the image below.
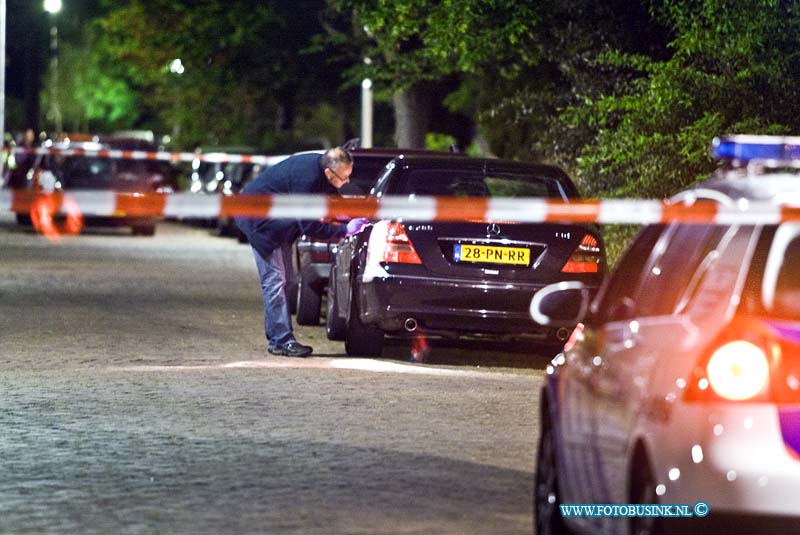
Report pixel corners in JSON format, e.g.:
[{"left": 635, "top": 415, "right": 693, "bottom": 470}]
[{"left": 268, "top": 342, "right": 313, "bottom": 358}]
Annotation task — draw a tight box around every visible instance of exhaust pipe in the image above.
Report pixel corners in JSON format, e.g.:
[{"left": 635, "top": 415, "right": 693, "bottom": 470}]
[
  {"left": 556, "top": 327, "right": 571, "bottom": 341},
  {"left": 404, "top": 318, "right": 418, "bottom": 332}
]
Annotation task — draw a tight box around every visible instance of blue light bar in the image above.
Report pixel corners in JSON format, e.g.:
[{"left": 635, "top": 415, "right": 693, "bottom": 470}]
[{"left": 712, "top": 135, "right": 800, "bottom": 162}]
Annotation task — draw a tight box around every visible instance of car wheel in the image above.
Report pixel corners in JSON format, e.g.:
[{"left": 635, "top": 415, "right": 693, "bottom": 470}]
[
  {"left": 287, "top": 281, "right": 298, "bottom": 315},
  {"left": 325, "top": 266, "right": 347, "bottom": 341},
  {"left": 534, "top": 342, "right": 566, "bottom": 359},
  {"left": 344, "top": 290, "right": 384, "bottom": 357},
  {"left": 295, "top": 275, "right": 321, "bottom": 325},
  {"left": 16, "top": 213, "right": 32, "bottom": 226},
  {"left": 629, "top": 451, "right": 662, "bottom": 535},
  {"left": 131, "top": 224, "right": 156, "bottom": 237},
  {"left": 535, "top": 408, "right": 570, "bottom": 535}
]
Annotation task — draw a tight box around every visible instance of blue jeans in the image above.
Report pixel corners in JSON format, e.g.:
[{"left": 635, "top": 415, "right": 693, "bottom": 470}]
[{"left": 251, "top": 243, "right": 296, "bottom": 350}]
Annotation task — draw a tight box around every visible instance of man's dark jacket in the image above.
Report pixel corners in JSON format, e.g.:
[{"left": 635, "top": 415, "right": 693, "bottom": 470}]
[{"left": 235, "top": 153, "right": 346, "bottom": 259}]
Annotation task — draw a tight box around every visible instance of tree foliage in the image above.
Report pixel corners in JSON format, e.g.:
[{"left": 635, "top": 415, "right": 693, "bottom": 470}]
[
  {"left": 41, "top": 40, "right": 139, "bottom": 133},
  {"left": 320, "top": 0, "right": 544, "bottom": 147},
  {"left": 53, "top": 0, "right": 344, "bottom": 150},
  {"left": 324, "top": 0, "right": 540, "bottom": 88},
  {"left": 43, "top": 0, "right": 800, "bottom": 196},
  {"left": 569, "top": 0, "right": 800, "bottom": 198},
  {"left": 327, "top": 0, "right": 800, "bottom": 198}
]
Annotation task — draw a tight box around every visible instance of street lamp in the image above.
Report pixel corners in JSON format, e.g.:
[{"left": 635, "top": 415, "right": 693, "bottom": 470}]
[
  {"left": 44, "top": 0, "right": 62, "bottom": 135},
  {"left": 1, "top": 0, "right": 7, "bottom": 153}
]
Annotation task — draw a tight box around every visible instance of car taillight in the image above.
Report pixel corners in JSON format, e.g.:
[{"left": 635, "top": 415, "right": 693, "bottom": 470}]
[
  {"left": 561, "top": 233, "right": 602, "bottom": 273},
  {"left": 378, "top": 222, "right": 422, "bottom": 264},
  {"left": 685, "top": 318, "right": 800, "bottom": 403},
  {"left": 31, "top": 168, "right": 42, "bottom": 192},
  {"left": 706, "top": 341, "right": 770, "bottom": 400}
]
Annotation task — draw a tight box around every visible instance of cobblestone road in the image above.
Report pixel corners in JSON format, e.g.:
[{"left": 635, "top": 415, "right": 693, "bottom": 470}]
[{"left": 0, "top": 216, "right": 546, "bottom": 535}]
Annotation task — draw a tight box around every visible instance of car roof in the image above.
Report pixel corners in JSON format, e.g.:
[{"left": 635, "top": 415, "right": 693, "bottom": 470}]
[
  {"left": 689, "top": 173, "right": 800, "bottom": 204},
  {"left": 290, "top": 147, "right": 460, "bottom": 160},
  {"left": 390, "top": 154, "right": 562, "bottom": 171},
  {"left": 46, "top": 137, "right": 161, "bottom": 152},
  {"left": 350, "top": 147, "right": 459, "bottom": 159},
  {"left": 48, "top": 140, "right": 105, "bottom": 151},
  {"left": 684, "top": 135, "right": 800, "bottom": 205}
]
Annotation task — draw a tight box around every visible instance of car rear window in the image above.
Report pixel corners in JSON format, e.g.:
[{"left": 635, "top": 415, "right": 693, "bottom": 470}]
[
  {"left": 771, "top": 246, "right": 800, "bottom": 319},
  {"left": 339, "top": 158, "right": 390, "bottom": 196},
  {"left": 351, "top": 160, "right": 389, "bottom": 188},
  {"left": 762, "top": 227, "right": 800, "bottom": 320},
  {"left": 58, "top": 157, "right": 169, "bottom": 188},
  {"left": 60, "top": 157, "right": 113, "bottom": 186},
  {"left": 403, "top": 170, "right": 562, "bottom": 198},
  {"left": 633, "top": 224, "right": 728, "bottom": 317}
]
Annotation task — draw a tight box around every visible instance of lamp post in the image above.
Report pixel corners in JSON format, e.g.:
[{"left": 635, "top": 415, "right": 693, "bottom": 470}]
[
  {"left": 169, "top": 58, "right": 184, "bottom": 142},
  {"left": 44, "top": 0, "right": 62, "bottom": 135},
  {"left": 360, "top": 56, "right": 373, "bottom": 149},
  {"left": 361, "top": 78, "right": 373, "bottom": 149},
  {"left": 0, "top": 0, "right": 6, "bottom": 154}
]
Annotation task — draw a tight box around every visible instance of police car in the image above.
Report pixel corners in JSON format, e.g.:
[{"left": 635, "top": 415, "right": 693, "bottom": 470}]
[{"left": 531, "top": 136, "right": 800, "bottom": 535}]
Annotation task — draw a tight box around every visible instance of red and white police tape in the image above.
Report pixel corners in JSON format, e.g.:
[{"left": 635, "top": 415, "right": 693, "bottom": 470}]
[
  {"left": 2, "top": 189, "right": 800, "bottom": 225},
  {"left": 6, "top": 145, "right": 287, "bottom": 166}
]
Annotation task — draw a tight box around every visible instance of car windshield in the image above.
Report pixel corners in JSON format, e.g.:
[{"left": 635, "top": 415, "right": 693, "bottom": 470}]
[{"left": 403, "top": 169, "right": 562, "bottom": 198}]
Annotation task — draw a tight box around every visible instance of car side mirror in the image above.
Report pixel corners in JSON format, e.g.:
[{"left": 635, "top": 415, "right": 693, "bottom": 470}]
[{"left": 530, "top": 281, "right": 591, "bottom": 327}]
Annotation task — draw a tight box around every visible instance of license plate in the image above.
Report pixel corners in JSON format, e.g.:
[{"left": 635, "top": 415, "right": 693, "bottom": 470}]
[{"left": 453, "top": 244, "right": 530, "bottom": 265}]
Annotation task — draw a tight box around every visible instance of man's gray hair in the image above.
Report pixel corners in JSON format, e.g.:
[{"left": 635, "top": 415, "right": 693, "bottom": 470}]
[{"left": 321, "top": 147, "right": 353, "bottom": 171}]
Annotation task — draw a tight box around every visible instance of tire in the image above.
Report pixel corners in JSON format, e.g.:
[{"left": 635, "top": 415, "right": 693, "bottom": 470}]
[
  {"left": 534, "top": 407, "right": 571, "bottom": 535},
  {"left": 325, "top": 266, "right": 347, "bottom": 341},
  {"left": 287, "top": 281, "right": 298, "bottom": 315},
  {"left": 344, "top": 290, "right": 384, "bottom": 357},
  {"left": 16, "top": 213, "right": 32, "bottom": 226},
  {"left": 534, "top": 342, "right": 567, "bottom": 359},
  {"left": 131, "top": 224, "right": 156, "bottom": 236},
  {"left": 629, "top": 452, "right": 662, "bottom": 535},
  {"left": 295, "top": 275, "right": 322, "bottom": 325}
]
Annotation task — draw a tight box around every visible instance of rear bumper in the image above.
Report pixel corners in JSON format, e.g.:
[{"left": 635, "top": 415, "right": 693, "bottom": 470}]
[
  {"left": 654, "top": 403, "right": 800, "bottom": 518},
  {"left": 359, "top": 274, "right": 595, "bottom": 339},
  {"left": 16, "top": 210, "right": 156, "bottom": 229},
  {"left": 662, "top": 512, "right": 800, "bottom": 535},
  {"left": 82, "top": 215, "right": 156, "bottom": 228}
]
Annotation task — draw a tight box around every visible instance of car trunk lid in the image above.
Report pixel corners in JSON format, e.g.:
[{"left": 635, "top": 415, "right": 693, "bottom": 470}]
[{"left": 402, "top": 221, "right": 601, "bottom": 281}]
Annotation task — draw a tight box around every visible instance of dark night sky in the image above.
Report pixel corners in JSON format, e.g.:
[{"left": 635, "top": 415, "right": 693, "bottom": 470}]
[{"left": 6, "top": 0, "right": 98, "bottom": 131}]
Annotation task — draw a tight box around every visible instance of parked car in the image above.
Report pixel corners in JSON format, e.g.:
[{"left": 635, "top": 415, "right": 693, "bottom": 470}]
[
  {"left": 214, "top": 161, "right": 269, "bottom": 239},
  {"left": 531, "top": 135, "right": 800, "bottom": 535},
  {"left": 325, "top": 154, "right": 605, "bottom": 356},
  {"left": 293, "top": 147, "right": 460, "bottom": 325},
  {"left": 183, "top": 146, "right": 276, "bottom": 230},
  {"left": 8, "top": 135, "right": 178, "bottom": 235}
]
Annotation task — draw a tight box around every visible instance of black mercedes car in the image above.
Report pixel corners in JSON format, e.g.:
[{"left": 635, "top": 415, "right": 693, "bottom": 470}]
[
  {"left": 325, "top": 155, "right": 606, "bottom": 356},
  {"left": 294, "top": 147, "right": 463, "bottom": 324}
]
